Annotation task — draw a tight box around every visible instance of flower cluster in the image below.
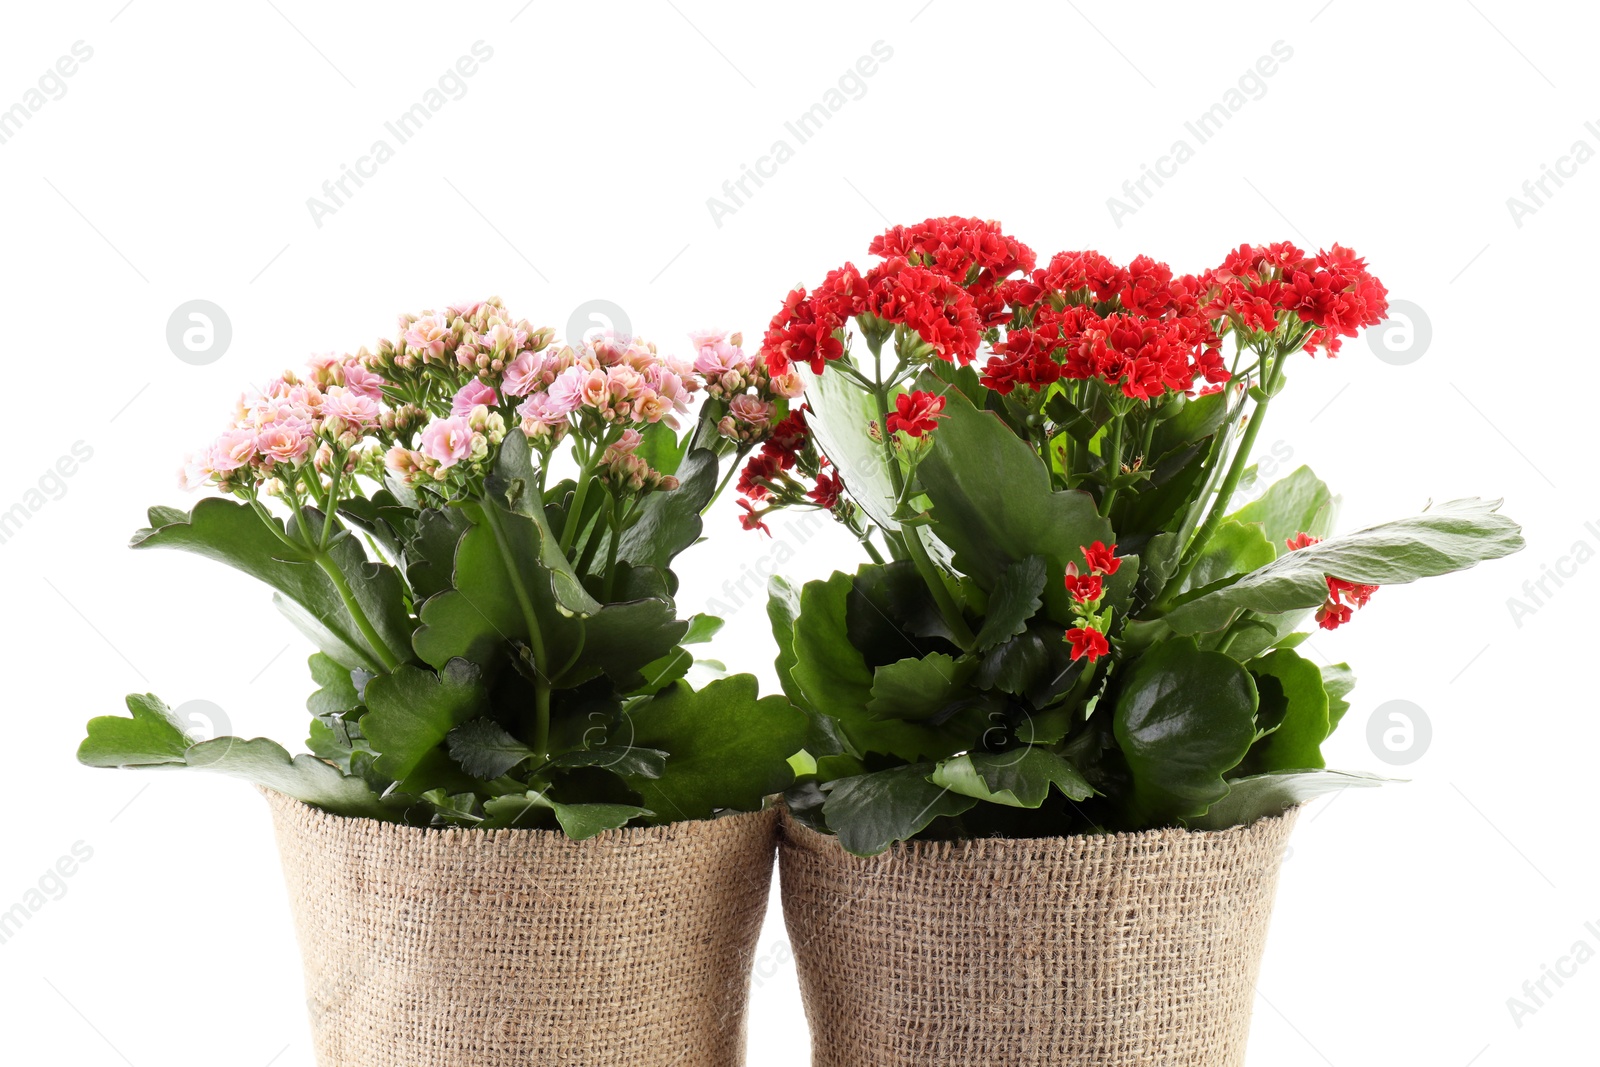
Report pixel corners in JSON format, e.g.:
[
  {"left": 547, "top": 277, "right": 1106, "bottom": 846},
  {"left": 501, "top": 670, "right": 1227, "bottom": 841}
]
[
  {"left": 1205, "top": 242, "right": 1390, "bottom": 356},
  {"left": 1286, "top": 533, "right": 1381, "bottom": 630},
  {"left": 1063, "top": 541, "right": 1121, "bottom": 662},
  {"left": 685, "top": 328, "right": 802, "bottom": 446},
  {"left": 732, "top": 406, "right": 841, "bottom": 535}
]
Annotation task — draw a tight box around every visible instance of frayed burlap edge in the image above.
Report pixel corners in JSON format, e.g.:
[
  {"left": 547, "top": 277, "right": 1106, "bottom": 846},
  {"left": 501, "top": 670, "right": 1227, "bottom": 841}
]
[
  {"left": 778, "top": 808, "right": 1298, "bottom": 1067},
  {"left": 265, "top": 790, "right": 779, "bottom": 1067}
]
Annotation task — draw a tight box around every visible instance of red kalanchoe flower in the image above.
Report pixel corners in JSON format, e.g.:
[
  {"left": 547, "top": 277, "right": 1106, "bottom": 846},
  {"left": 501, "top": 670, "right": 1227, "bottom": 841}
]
[
  {"left": 885, "top": 390, "right": 946, "bottom": 437},
  {"left": 737, "top": 452, "right": 784, "bottom": 501},
  {"left": 737, "top": 499, "right": 771, "bottom": 536},
  {"left": 1065, "top": 627, "right": 1111, "bottom": 662},
  {"left": 1062, "top": 570, "right": 1103, "bottom": 603},
  {"left": 1082, "top": 540, "right": 1121, "bottom": 576},
  {"left": 807, "top": 470, "right": 843, "bottom": 509},
  {"left": 1286, "top": 532, "right": 1379, "bottom": 629},
  {"left": 865, "top": 258, "right": 984, "bottom": 365}
]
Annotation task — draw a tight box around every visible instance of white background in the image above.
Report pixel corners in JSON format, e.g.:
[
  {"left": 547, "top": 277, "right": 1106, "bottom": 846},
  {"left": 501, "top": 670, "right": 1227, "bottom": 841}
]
[{"left": 2, "top": 2, "right": 1594, "bottom": 1063}]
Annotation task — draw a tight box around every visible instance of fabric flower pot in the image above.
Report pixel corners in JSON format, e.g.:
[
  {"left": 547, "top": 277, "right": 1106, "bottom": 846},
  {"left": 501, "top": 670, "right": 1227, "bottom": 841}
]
[
  {"left": 778, "top": 808, "right": 1297, "bottom": 1067},
  {"left": 266, "top": 790, "right": 779, "bottom": 1067}
]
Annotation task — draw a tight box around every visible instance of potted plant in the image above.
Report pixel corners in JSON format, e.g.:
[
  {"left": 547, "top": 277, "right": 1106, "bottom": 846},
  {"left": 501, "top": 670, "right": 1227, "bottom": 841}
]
[
  {"left": 78, "top": 300, "right": 809, "bottom": 1067},
  {"left": 738, "top": 220, "right": 1525, "bottom": 1065}
]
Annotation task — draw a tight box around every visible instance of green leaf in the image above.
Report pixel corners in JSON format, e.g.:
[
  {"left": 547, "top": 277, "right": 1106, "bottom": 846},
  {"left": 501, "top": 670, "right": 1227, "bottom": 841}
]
[
  {"left": 1181, "top": 520, "right": 1277, "bottom": 596},
  {"left": 928, "top": 748, "right": 1094, "bottom": 808},
  {"left": 1241, "top": 648, "right": 1329, "bottom": 774},
  {"left": 917, "top": 380, "right": 1112, "bottom": 590},
  {"left": 1112, "top": 638, "right": 1259, "bottom": 825},
  {"left": 803, "top": 367, "right": 905, "bottom": 531},
  {"left": 790, "top": 573, "right": 965, "bottom": 761},
  {"left": 1190, "top": 768, "right": 1389, "bottom": 830},
  {"left": 624, "top": 675, "right": 807, "bottom": 821},
  {"left": 867, "top": 653, "right": 978, "bottom": 721},
  {"left": 1321, "top": 662, "right": 1356, "bottom": 735},
  {"left": 972, "top": 556, "right": 1048, "bottom": 651},
  {"left": 183, "top": 736, "right": 394, "bottom": 820},
  {"left": 821, "top": 764, "right": 978, "bottom": 856},
  {"left": 481, "top": 790, "right": 649, "bottom": 838},
  {"left": 547, "top": 746, "right": 668, "bottom": 779},
  {"left": 306, "top": 653, "right": 363, "bottom": 716},
  {"left": 132, "top": 499, "right": 412, "bottom": 673},
  {"left": 682, "top": 614, "right": 724, "bottom": 644},
  {"left": 768, "top": 576, "right": 808, "bottom": 711},
  {"left": 1164, "top": 498, "right": 1525, "bottom": 634},
  {"left": 79, "top": 694, "right": 192, "bottom": 767},
  {"left": 446, "top": 718, "right": 535, "bottom": 779},
  {"left": 634, "top": 419, "right": 692, "bottom": 477},
  {"left": 362, "top": 660, "right": 489, "bottom": 782},
  {"left": 1228, "top": 465, "right": 1339, "bottom": 552},
  {"left": 615, "top": 449, "right": 718, "bottom": 572}
]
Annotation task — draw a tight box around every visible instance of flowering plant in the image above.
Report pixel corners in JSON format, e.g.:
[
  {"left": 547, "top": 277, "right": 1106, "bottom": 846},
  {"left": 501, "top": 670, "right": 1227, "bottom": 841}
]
[
  {"left": 754, "top": 218, "right": 1524, "bottom": 855},
  {"left": 79, "top": 299, "right": 809, "bottom": 838}
]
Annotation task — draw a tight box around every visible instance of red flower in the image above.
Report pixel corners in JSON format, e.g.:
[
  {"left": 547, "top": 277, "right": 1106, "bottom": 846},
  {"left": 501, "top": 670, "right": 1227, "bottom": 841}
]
[
  {"left": 1316, "top": 601, "right": 1353, "bottom": 630},
  {"left": 737, "top": 452, "right": 783, "bottom": 501},
  {"left": 885, "top": 390, "right": 946, "bottom": 437},
  {"left": 1286, "top": 531, "right": 1378, "bottom": 629},
  {"left": 1285, "top": 532, "right": 1320, "bottom": 551},
  {"left": 1065, "top": 627, "right": 1110, "bottom": 662},
  {"left": 1062, "top": 570, "right": 1103, "bottom": 603},
  {"left": 737, "top": 499, "right": 771, "bottom": 536},
  {"left": 1082, "top": 540, "right": 1121, "bottom": 575},
  {"left": 865, "top": 258, "right": 984, "bottom": 365},
  {"left": 807, "top": 471, "right": 843, "bottom": 509}
]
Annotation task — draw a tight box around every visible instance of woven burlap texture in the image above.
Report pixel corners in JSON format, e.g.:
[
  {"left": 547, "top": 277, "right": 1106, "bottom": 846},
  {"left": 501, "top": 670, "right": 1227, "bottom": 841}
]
[
  {"left": 779, "top": 808, "right": 1297, "bottom": 1067},
  {"left": 266, "top": 790, "right": 779, "bottom": 1067}
]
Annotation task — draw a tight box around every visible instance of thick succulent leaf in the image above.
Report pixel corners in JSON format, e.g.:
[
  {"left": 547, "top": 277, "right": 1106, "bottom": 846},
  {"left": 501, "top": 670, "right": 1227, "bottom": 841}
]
[
  {"left": 446, "top": 718, "right": 535, "bottom": 779},
  {"left": 1228, "top": 465, "right": 1339, "bottom": 552},
  {"left": 867, "top": 654, "right": 977, "bottom": 722},
  {"left": 614, "top": 448, "right": 718, "bottom": 571},
  {"left": 1164, "top": 498, "right": 1525, "bottom": 634},
  {"left": 132, "top": 499, "right": 413, "bottom": 673},
  {"left": 361, "top": 660, "right": 489, "bottom": 781},
  {"left": 79, "top": 693, "right": 193, "bottom": 767},
  {"left": 481, "top": 790, "right": 649, "bottom": 838},
  {"left": 1180, "top": 521, "right": 1277, "bottom": 596},
  {"left": 181, "top": 736, "right": 395, "bottom": 820},
  {"left": 624, "top": 675, "right": 806, "bottom": 821},
  {"left": 1112, "top": 638, "right": 1259, "bottom": 826},
  {"left": 1191, "top": 768, "right": 1389, "bottom": 830},
  {"left": 917, "top": 380, "right": 1112, "bottom": 590},
  {"left": 1240, "top": 647, "right": 1329, "bottom": 774},
  {"left": 821, "top": 764, "right": 978, "bottom": 856},
  {"left": 972, "top": 555, "right": 1048, "bottom": 651},
  {"left": 306, "top": 653, "right": 364, "bottom": 716},
  {"left": 1321, "top": 663, "right": 1356, "bottom": 735},
  {"left": 547, "top": 746, "right": 668, "bottom": 779},
  {"left": 927, "top": 748, "right": 1094, "bottom": 808},
  {"left": 802, "top": 367, "right": 905, "bottom": 531}
]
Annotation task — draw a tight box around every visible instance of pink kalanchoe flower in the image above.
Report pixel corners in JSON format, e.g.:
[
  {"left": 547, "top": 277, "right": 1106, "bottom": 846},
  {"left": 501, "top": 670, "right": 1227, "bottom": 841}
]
[
  {"left": 578, "top": 367, "right": 612, "bottom": 409},
  {"left": 342, "top": 362, "right": 386, "bottom": 400},
  {"left": 419, "top": 416, "right": 474, "bottom": 469},
  {"left": 324, "top": 386, "right": 381, "bottom": 429},
  {"left": 502, "top": 352, "right": 539, "bottom": 397},
  {"left": 694, "top": 340, "right": 750, "bottom": 378},
  {"left": 687, "top": 328, "right": 728, "bottom": 351},
  {"left": 729, "top": 394, "right": 774, "bottom": 427},
  {"left": 405, "top": 314, "right": 452, "bottom": 359},
  {"left": 209, "top": 428, "right": 259, "bottom": 472},
  {"left": 451, "top": 379, "right": 499, "bottom": 416},
  {"left": 768, "top": 369, "right": 805, "bottom": 398},
  {"left": 546, "top": 367, "right": 586, "bottom": 416},
  {"left": 255, "top": 423, "right": 311, "bottom": 466}
]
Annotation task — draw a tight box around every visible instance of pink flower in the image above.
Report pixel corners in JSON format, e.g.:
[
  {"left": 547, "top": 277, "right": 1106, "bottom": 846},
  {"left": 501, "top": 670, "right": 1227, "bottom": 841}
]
[
  {"left": 324, "top": 386, "right": 380, "bottom": 429},
  {"left": 420, "top": 416, "right": 474, "bottom": 469},
  {"left": 768, "top": 369, "right": 805, "bottom": 399},
  {"left": 547, "top": 367, "right": 586, "bottom": 416},
  {"left": 694, "top": 340, "right": 750, "bottom": 378},
  {"left": 503, "top": 352, "right": 539, "bottom": 397},
  {"left": 343, "top": 362, "right": 386, "bottom": 400},
  {"left": 451, "top": 379, "right": 499, "bottom": 416},
  {"left": 579, "top": 367, "right": 612, "bottom": 408},
  {"left": 255, "top": 423, "right": 311, "bottom": 466},
  {"left": 606, "top": 365, "right": 644, "bottom": 401},
  {"left": 209, "top": 429, "right": 258, "bottom": 472},
  {"left": 405, "top": 314, "right": 452, "bottom": 358},
  {"left": 687, "top": 328, "right": 728, "bottom": 351},
  {"left": 729, "top": 394, "right": 774, "bottom": 427}
]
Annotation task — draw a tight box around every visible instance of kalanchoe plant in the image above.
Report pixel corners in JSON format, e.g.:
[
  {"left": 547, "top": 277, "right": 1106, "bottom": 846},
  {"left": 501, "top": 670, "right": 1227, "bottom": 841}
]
[
  {"left": 752, "top": 218, "right": 1525, "bottom": 855},
  {"left": 79, "top": 299, "right": 809, "bottom": 838}
]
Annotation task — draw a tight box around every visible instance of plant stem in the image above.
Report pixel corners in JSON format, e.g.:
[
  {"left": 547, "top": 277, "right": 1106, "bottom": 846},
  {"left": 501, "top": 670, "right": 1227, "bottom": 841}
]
[
  {"left": 1098, "top": 414, "right": 1125, "bottom": 516},
  {"left": 315, "top": 553, "right": 401, "bottom": 673},
  {"left": 706, "top": 448, "right": 747, "bottom": 511},
  {"left": 482, "top": 503, "right": 552, "bottom": 762},
  {"left": 1162, "top": 350, "right": 1284, "bottom": 606},
  {"left": 559, "top": 444, "right": 596, "bottom": 556}
]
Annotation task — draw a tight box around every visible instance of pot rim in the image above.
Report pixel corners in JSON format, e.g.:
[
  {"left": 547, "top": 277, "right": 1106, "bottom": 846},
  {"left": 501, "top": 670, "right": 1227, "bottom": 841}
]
[
  {"left": 778, "top": 803, "right": 1298, "bottom": 862},
  {"left": 262, "top": 787, "right": 780, "bottom": 848}
]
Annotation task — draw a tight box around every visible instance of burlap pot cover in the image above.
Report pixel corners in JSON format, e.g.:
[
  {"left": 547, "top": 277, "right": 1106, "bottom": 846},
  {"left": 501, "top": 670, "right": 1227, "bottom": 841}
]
[
  {"left": 265, "top": 790, "right": 779, "bottom": 1067},
  {"left": 779, "top": 807, "right": 1298, "bottom": 1067}
]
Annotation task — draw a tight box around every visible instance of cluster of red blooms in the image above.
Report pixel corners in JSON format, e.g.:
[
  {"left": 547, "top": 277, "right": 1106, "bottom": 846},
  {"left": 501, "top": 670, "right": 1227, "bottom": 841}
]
[
  {"left": 1286, "top": 533, "right": 1380, "bottom": 630},
  {"left": 733, "top": 406, "right": 842, "bottom": 535},
  {"left": 1063, "top": 541, "right": 1121, "bottom": 662},
  {"left": 760, "top": 217, "right": 1036, "bottom": 376},
  {"left": 758, "top": 218, "right": 1389, "bottom": 404}
]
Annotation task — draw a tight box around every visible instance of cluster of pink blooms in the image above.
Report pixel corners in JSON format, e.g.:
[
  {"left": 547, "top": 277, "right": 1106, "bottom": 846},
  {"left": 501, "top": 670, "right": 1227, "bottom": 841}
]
[
  {"left": 686, "top": 328, "right": 803, "bottom": 445},
  {"left": 180, "top": 355, "right": 394, "bottom": 493}
]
